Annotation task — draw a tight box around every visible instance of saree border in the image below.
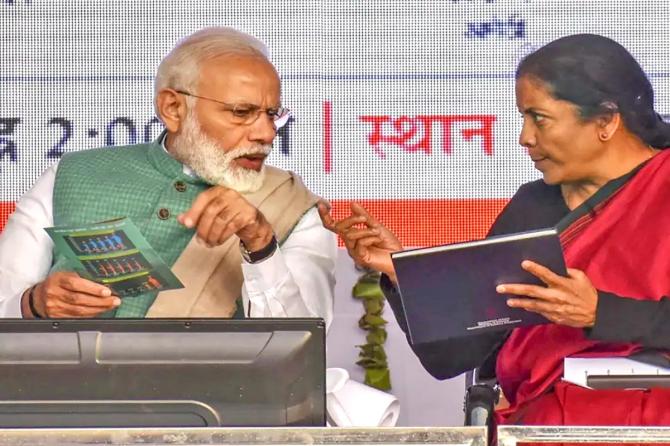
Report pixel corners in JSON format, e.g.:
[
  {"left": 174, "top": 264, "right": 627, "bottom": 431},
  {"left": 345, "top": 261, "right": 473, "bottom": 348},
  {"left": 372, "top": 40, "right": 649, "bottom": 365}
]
[{"left": 555, "top": 161, "right": 649, "bottom": 244}]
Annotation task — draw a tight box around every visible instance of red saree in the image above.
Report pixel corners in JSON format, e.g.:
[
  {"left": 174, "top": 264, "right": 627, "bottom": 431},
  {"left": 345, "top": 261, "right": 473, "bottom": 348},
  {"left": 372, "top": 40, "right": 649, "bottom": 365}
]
[{"left": 495, "top": 149, "right": 670, "bottom": 426}]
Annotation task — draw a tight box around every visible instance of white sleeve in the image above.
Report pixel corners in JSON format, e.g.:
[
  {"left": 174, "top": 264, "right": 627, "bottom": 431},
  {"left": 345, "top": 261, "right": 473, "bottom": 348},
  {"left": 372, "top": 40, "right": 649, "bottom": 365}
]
[
  {"left": 241, "top": 207, "right": 336, "bottom": 330},
  {"left": 0, "top": 163, "right": 58, "bottom": 317}
]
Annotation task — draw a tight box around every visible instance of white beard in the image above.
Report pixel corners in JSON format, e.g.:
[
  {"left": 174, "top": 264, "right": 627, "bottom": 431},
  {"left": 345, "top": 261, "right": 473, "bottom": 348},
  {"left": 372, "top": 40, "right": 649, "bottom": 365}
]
[{"left": 169, "top": 110, "right": 271, "bottom": 193}]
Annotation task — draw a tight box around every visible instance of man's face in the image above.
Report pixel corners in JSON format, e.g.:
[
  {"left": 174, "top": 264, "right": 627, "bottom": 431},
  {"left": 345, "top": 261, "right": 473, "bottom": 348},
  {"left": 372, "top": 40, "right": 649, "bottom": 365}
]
[
  {"left": 193, "top": 54, "right": 282, "bottom": 168},
  {"left": 168, "top": 54, "right": 282, "bottom": 192}
]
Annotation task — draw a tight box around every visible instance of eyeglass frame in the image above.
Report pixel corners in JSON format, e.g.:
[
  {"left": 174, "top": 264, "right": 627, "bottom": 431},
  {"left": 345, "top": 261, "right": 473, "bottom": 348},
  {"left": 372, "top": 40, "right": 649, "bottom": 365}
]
[{"left": 174, "top": 90, "right": 292, "bottom": 128}]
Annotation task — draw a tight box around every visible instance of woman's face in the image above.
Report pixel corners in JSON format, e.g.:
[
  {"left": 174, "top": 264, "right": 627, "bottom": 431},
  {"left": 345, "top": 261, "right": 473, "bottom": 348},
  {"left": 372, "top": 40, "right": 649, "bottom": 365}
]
[{"left": 516, "top": 76, "right": 606, "bottom": 185}]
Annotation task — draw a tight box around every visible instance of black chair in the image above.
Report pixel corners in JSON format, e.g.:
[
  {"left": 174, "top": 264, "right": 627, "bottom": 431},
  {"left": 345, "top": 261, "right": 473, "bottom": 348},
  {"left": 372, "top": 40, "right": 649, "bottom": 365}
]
[
  {"left": 463, "top": 350, "right": 670, "bottom": 431},
  {"left": 463, "top": 368, "right": 499, "bottom": 428}
]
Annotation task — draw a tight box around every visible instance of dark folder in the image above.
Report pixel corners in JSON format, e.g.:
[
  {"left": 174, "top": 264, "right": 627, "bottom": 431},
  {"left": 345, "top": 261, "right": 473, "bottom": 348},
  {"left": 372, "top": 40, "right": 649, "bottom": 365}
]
[{"left": 391, "top": 228, "right": 566, "bottom": 344}]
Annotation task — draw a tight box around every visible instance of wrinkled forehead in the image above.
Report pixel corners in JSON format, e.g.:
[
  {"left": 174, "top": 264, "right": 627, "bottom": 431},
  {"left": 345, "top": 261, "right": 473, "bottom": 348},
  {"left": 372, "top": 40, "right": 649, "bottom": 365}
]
[{"left": 197, "top": 54, "right": 281, "bottom": 103}]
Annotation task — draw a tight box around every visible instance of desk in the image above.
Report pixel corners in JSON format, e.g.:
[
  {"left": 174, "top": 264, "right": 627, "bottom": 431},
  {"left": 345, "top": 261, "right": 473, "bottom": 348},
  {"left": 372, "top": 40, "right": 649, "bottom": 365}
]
[
  {"left": 497, "top": 426, "right": 670, "bottom": 446},
  {"left": 0, "top": 427, "right": 487, "bottom": 446}
]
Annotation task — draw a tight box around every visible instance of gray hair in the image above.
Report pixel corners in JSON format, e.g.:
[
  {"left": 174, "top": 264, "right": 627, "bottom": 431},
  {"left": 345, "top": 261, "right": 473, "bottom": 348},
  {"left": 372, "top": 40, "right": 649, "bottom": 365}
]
[{"left": 154, "top": 27, "right": 269, "bottom": 110}]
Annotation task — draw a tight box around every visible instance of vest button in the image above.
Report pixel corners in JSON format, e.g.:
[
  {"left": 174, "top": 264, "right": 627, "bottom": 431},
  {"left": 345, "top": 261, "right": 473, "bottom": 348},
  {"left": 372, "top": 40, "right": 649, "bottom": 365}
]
[
  {"left": 174, "top": 180, "right": 187, "bottom": 192},
  {"left": 157, "top": 208, "right": 170, "bottom": 220}
]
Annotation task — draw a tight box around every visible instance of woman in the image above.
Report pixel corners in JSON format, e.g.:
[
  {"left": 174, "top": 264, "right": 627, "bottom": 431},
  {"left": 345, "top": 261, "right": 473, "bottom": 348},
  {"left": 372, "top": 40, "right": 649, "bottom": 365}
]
[{"left": 319, "top": 34, "right": 670, "bottom": 425}]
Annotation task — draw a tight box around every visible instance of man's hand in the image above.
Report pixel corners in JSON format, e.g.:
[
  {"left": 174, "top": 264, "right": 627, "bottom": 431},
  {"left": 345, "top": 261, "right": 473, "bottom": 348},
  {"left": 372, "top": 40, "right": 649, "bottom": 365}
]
[
  {"left": 25, "top": 271, "right": 120, "bottom": 318},
  {"left": 178, "top": 186, "right": 273, "bottom": 251},
  {"left": 318, "top": 201, "right": 403, "bottom": 282},
  {"left": 497, "top": 260, "right": 598, "bottom": 328}
]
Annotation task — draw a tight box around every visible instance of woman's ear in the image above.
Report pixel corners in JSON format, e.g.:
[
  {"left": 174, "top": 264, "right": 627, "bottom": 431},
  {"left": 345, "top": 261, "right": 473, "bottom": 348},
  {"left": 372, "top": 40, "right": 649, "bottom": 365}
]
[
  {"left": 155, "top": 89, "right": 187, "bottom": 133},
  {"left": 596, "top": 102, "right": 621, "bottom": 142}
]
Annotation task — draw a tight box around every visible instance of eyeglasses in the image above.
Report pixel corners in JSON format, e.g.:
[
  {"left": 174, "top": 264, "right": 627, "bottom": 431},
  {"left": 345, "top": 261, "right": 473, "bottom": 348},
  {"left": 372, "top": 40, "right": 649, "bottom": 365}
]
[{"left": 176, "top": 90, "right": 292, "bottom": 129}]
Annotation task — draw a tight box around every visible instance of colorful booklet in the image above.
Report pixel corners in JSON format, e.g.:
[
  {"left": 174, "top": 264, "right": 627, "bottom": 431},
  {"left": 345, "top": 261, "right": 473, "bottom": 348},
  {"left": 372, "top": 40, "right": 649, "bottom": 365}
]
[
  {"left": 391, "top": 228, "right": 566, "bottom": 344},
  {"left": 45, "top": 218, "right": 184, "bottom": 298}
]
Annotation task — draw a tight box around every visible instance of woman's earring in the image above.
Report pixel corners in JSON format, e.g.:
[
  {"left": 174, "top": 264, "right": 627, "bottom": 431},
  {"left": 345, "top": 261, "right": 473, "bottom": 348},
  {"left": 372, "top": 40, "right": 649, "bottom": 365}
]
[{"left": 600, "top": 133, "right": 609, "bottom": 141}]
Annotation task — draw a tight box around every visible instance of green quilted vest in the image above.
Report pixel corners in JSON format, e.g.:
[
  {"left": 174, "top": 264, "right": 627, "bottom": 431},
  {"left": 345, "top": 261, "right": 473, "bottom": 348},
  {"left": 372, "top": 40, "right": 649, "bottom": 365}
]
[{"left": 51, "top": 138, "right": 211, "bottom": 317}]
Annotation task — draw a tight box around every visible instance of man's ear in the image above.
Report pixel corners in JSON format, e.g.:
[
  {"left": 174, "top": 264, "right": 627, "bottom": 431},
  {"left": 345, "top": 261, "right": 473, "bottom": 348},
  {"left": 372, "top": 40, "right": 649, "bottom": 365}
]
[
  {"left": 155, "top": 89, "right": 187, "bottom": 133},
  {"left": 596, "top": 102, "right": 622, "bottom": 142}
]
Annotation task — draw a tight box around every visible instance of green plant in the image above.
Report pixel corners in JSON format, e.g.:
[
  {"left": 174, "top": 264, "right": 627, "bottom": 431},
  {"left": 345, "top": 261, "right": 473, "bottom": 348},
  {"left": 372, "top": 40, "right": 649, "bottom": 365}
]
[{"left": 352, "top": 270, "right": 391, "bottom": 390}]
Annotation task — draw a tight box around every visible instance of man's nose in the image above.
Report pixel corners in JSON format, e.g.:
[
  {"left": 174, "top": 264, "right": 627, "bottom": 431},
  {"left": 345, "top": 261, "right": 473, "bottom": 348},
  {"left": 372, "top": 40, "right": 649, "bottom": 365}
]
[{"left": 248, "top": 112, "right": 277, "bottom": 145}]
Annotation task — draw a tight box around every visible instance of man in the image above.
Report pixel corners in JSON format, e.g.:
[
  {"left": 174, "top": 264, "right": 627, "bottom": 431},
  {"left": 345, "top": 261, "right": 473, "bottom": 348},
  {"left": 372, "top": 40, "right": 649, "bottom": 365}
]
[{"left": 0, "top": 27, "right": 336, "bottom": 325}]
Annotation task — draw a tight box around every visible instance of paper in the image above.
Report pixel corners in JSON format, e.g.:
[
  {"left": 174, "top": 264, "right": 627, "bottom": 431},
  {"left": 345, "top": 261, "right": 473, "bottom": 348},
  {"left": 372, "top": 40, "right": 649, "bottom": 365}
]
[
  {"left": 325, "top": 368, "right": 400, "bottom": 427},
  {"left": 563, "top": 356, "right": 670, "bottom": 389},
  {"left": 45, "top": 217, "right": 184, "bottom": 297}
]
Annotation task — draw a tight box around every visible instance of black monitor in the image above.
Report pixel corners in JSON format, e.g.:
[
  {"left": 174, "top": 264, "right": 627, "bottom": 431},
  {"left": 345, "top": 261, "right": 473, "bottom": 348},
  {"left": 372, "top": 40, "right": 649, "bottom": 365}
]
[{"left": 0, "top": 318, "right": 325, "bottom": 428}]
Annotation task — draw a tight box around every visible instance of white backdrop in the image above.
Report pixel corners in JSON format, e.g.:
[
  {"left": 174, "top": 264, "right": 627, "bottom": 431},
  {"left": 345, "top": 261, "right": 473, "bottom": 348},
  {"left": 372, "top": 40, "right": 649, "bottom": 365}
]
[{"left": 2, "top": 0, "right": 670, "bottom": 426}]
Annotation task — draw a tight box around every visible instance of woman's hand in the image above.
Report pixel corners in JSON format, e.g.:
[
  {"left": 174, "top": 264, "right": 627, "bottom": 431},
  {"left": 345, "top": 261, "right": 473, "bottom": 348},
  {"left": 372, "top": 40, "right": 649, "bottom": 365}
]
[
  {"left": 496, "top": 260, "right": 598, "bottom": 328},
  {"left": 318, "top": 201, "right": 403, "bottom": 282}
]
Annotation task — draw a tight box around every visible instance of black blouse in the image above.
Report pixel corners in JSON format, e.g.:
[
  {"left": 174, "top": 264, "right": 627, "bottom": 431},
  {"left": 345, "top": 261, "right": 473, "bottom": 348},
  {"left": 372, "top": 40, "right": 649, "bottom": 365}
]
[{"left": 382, "top": 179, "right": 670, "bottom": 381}]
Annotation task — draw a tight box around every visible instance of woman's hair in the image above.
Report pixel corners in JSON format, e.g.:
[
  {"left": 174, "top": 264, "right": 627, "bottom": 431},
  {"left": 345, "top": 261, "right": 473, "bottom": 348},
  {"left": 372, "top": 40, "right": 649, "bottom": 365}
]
[
  {"left": 154, "top": 27, "right": 268, "bottom": 108},
  {"left": 516, "top": 34, "right": 670, "bottom": 149}
]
